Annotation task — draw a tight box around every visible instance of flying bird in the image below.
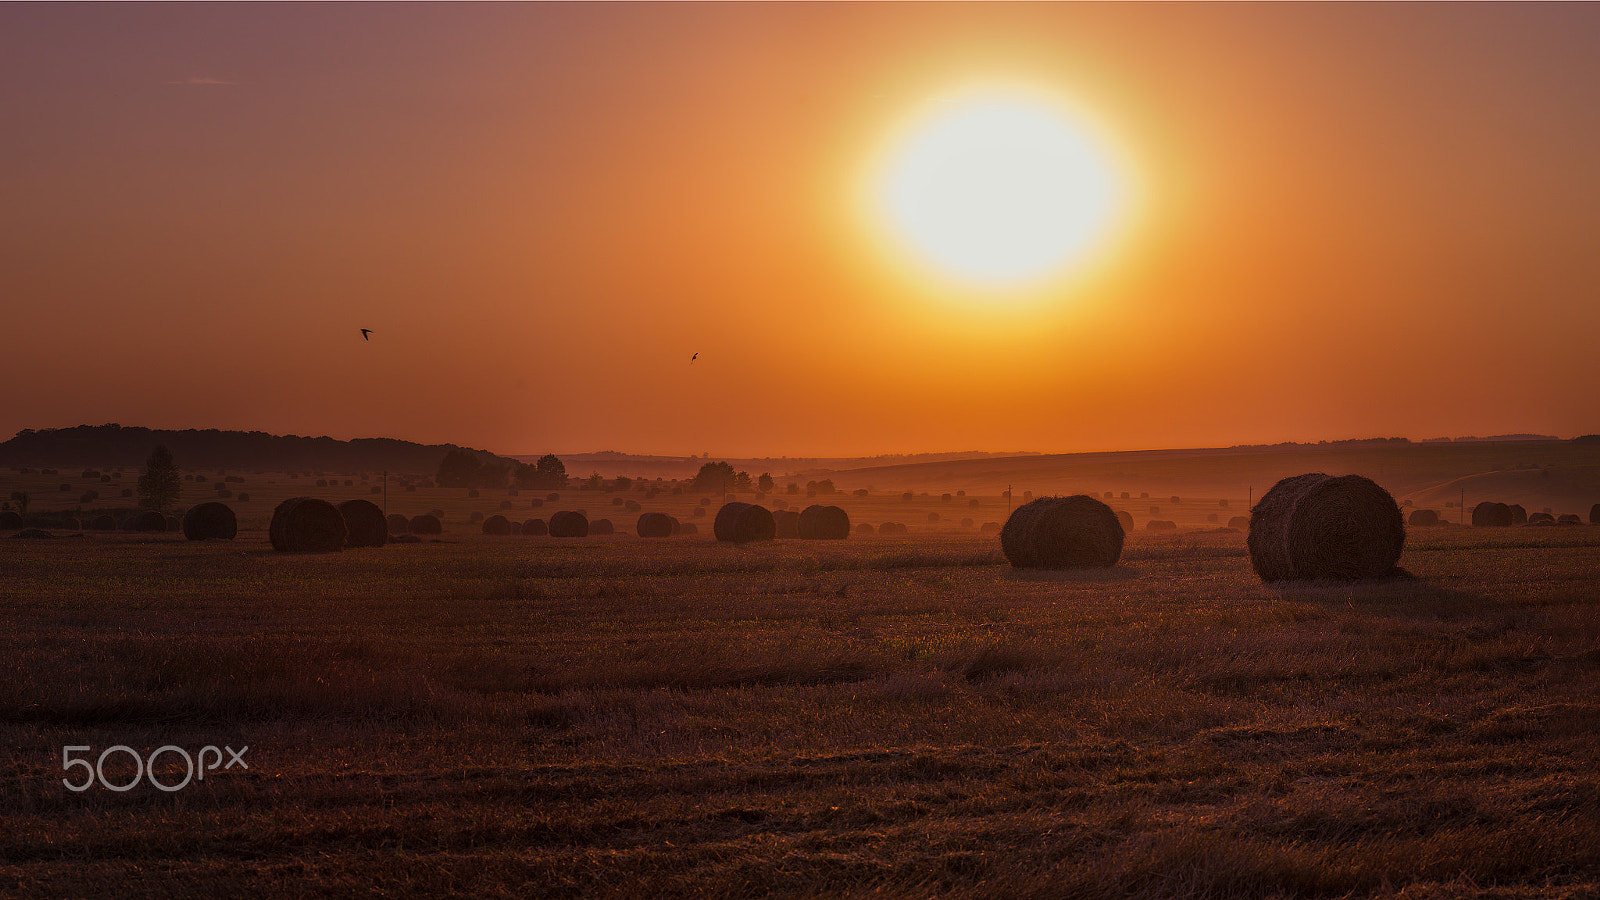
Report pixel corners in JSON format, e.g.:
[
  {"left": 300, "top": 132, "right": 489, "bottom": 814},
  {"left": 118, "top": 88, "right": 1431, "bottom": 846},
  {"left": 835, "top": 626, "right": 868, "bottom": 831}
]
[
  {"left": 360, "top": 329, "right": 373, "bottom": 341},
  {"left": 691, "top": 352, "right": 699, "bottom": 363}
]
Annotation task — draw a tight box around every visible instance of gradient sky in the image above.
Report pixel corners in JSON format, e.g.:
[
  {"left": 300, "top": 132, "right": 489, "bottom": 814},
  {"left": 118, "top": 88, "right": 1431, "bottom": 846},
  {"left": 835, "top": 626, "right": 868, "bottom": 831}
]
[{"left": 5, "top": 3, "right": 1598, "bottom": 458}]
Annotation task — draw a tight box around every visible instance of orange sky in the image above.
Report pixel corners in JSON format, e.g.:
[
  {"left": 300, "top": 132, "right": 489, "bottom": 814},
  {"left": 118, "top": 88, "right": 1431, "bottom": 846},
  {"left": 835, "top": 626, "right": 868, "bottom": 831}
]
[{"left": 4, "top": 3, "right": 1598, "bottom": 458}]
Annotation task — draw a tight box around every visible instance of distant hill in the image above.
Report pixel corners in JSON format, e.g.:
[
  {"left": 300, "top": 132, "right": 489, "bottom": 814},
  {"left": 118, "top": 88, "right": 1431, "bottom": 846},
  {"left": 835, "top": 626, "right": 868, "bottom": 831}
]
[{"left": 0, "top": 424, "right": 515, "bottom": 474}]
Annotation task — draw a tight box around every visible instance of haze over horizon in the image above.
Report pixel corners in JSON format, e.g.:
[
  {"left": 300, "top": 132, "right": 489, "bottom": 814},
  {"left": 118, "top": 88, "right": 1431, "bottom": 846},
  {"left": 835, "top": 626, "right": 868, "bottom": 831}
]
[{"left": 5, "top": 4, "right": 1598, "bottom": 458}]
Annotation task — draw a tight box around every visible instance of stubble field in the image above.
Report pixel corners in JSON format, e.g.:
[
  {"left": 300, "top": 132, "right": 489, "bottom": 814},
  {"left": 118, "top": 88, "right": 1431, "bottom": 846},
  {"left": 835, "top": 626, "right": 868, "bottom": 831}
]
[{"left": 4, "top": 519, "right": 1600, "bottom": 898}]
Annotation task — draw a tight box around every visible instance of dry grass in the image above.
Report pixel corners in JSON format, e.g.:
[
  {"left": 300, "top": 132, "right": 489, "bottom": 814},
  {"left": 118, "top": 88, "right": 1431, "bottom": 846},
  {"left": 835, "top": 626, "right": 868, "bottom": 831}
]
[{"left": 2, "top": 525, "right": 1600, "bottom": 897}]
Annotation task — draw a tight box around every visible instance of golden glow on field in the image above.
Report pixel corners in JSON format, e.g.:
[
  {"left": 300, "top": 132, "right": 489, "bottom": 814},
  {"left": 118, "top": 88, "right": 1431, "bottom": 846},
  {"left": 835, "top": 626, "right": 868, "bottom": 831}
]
[{"left": 864, "top": 86, "right": 1130, "bottom": 296}]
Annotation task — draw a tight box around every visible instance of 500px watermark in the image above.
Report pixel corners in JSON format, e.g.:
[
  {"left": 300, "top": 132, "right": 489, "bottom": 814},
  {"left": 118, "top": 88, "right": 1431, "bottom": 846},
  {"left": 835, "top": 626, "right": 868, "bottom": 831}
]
[{"left": 61, "top": 745, "right": 248, "bottom": 792}]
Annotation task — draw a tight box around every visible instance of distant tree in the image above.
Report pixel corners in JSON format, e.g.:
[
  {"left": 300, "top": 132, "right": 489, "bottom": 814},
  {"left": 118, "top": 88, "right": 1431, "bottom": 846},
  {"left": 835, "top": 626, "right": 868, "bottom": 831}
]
[
  {"left": 692, "top": 461, "right": 736, "bottom": 492},
  {"left": 585, "top": 472, "right": 603, "bottom": 490},
  {"left": 8, "top": 491, "right": 29, "bottom": 521},
  {"left": 137, "top": 444, "right": 182, "bottom": 512},
  {"left": 734, "top": 471, "right": 753, "bottom": 492},
  {"left": 437, "top": 448, "right": 510, "bottom": 489},
  {"left": 758, "top": 473, "right": 774, "bottom": 493},
  {"left": 813, "top": 478, "right": 835, "bottom": 494},
  {"left": 614, "top": 476, "right": 633, "bottom": 491},
  {"left": 786, "top": 483, "right": 799, "bottom": 495},
  {"left": 514, "top": 453, "right": 567, "bottom": 490}
]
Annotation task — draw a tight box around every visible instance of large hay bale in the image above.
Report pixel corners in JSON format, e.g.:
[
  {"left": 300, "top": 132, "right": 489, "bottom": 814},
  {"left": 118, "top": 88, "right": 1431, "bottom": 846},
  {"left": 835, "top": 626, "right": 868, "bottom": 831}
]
[
  {"left": 1228, "top": 516, "right": 1250, "bottom": 530},
  {"left": 1557, "top": 514, "right": 1583, "bottom": 526},
  {"left": 798, "top": 505, "right": 850, "bottom": 540},
  {"left": 181, "top": 502, "right": 237, "bottom": 541},
  {"left": 1247, "top": 473, "right": 1404, "bottom": 582},
  {"left": 549, "top": 510, "right": 588, "bottom": 537},
  {"left": 482, "top": 514, "right": 512, "bottom": 535},
  {"left": 1000, "top": 495, "right": 1124, "bottom": 570},
  {"left": 523, "top": 518, "right": 548, "bottom": 536},
  {"left": 1146, "top": 520, "right": 1177, "bottom": 532},
  {"left": 409, "top": 514, "right": 442, "bottom": 535},
  {"left": 1116, "top": 510, "right": 1134, "bottom": 533},
  {"left": 637, "top": 512, "right": 675, "bottom": 537},
  {"left": 1471, "top": 501, "right": 1513, "bottom": 527},
  {"left": 338, "top": 499, "right": 387, "bottom": 547},
  {"left": 387, "top": 514, "right": 410, "bottom": 535},
  {"left": 0, "top": 510, "right": 22, "bottom": 529},
  {"left": 773, "top": 509, "right": 801, "bottom": 538},
  {"left": 714, "top": 502, "right": 775, "bottom": 543},
  {"left": 1508, "top": 504, "right": 1527, "bottom": 525},
  {"left": 1408, "top": 508, "right": 1441, "bottom": 527},
  {"left": 590, "top": 518, "right": 615, "bottom": 535},
  {"left": 270, "top": 497, "right": 346, "bottom": 552}
]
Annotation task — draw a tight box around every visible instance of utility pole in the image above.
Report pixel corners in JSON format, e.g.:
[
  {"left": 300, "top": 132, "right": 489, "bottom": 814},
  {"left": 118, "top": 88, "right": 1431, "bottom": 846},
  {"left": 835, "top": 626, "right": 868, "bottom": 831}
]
[{"left": 382, "top": 470, "right": 388, "bottom": 516}]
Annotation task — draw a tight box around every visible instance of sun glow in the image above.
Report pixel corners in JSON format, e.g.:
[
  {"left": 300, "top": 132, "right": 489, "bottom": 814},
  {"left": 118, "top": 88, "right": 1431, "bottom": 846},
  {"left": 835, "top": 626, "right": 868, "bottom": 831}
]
[{"left": 866, "top": 87, "right": 1129, "bottom": 295}]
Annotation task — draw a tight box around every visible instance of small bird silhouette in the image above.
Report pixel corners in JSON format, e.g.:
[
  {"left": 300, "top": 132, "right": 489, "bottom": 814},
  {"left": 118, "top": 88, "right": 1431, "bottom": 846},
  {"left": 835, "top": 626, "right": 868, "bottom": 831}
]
[
  {"left": 691, "top": 352, "right": 699, "bottom": 363},
  {"left": 360, "top": 329, "right": 373, "bottom": 341}
]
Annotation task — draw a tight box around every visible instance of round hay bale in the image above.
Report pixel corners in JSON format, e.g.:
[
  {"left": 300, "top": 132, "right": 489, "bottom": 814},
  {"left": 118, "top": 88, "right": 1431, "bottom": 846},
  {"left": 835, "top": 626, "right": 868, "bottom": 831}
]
[
  {"left": 469, "top": 511, "right": 484, "bottom": 524},
  {"left": 1000, "top": 495, "right": 1123, "bottom": 570},
  {"left": 625, "top": 499, "right": 642, "bottom": 512},
  {"left": 1508, "top": 504, "right": 1527, "bottom": 525},
  {"left": 548, "top": 510, "right": 588, "bottom": 537},
  {"left": 968, "top": 499, "right": 980, "bottom": 508},
  {"left": 637, "top": 512, "right": 675, "bottom": 537},
  {"left": 1228, "top": 516, "right": 1250, "bottom": 530},
  {"left": 692, "top": 506, "right": 706, "bottom": 518},
  {"left": 270, "top": 497, "right": 346, "bottom": 552},
  {"left": 941, "top": 493, "right": 952, "bottom": 503},
  {"left": 66, "top": 518, "right": 82, "bottom": 531},
  {"left": 182, "top": 502, "right": 237, "bottom": 541},
  {"left": 0, "top": 510, "right": 22, "bottom": 529},
  {"left": 1206, "top": 513, "right": 1219, "bottom": 523},
  {"left": 387, "top": 514, "right": 410, "bottom": 535},
  {"left": 713, "top": 502, "right": 775, "bottom": 543},
  {"left": 901, "top": 492, "right": 914, "bottom": 502},
  {"left": 1148, "top": 506, "right": 1160, "bottom": 515},
  {"left": 1471, "top": 501, "right": 1513, "bottom": 527},
  {"left": 1219, "top": 499, "right": 1229, "bottom": 508},
  {"left": 590, "top": 518, "right": 615, "bottom": 535},
  {"left": 678, "top": 521, "right": 698, "bottom": 535},
  {"left": 1246, "top": 473, "right": 1404, "bottom": 582},
  {"left": 338, "top": 499, "right": 387, "bottom": 547},
  {"left": 979, "top": 522, "right": 1000, "bottom": 534},
  {"left": 482, "top": 514, "right": 512, "bottom": 535},
  {"left": 1591, "top": 503, "right": 1600, "bottom": 525},
  {"left": 529, "top": 498, "right": 544, "bottom": 508},
  {"left": 165, "top": 515, "right": 180, "bottom": 532},
  {"left": 125, "top": 510, "right": 167, "bottom": 532},
  {"left": 467, "top": 489, "right": 480, "bottom": 498},
  {"left": 773, "top": 509, "right": 801, "bottom": 538},
  {"left": 1120, "top": 492, "right": 1130, "bottom": 499},
  {"left": 523, "top": 518, "right": 548, "bottom": 536},
  {"left": 1557, "top": 514, "right": 1583, "bottom": 526},
  {"left": 880, "top": 522, "right": 908, "bottom": 535},
  {"left": 547, "top": 493, "right": 560, "bottom": 501},
  {"left": 12, "top": 528, "right": 55, "bottom": 539},
  {"left": 501, "top": 500, "right": 515, "bottom": 510},
  {"left": 611, "top": 497, "right": 624, "bottom": 506},
  {"left": 1115, "top": 510, "right": 1134, "bottom": 533},
  {"left": 237, "top": 493, "right": 250, "bottom": 502},
  {"left": 1527, "top": 513, "right": 1555, "bottom": 526},
  {"left": 1140, "top": 493, "right": 1148, "bottom": 499},
  {"left": 90, "top": 515, "right": 116, "bottom": 531},
  {"left": 961, "top": 517, "right": 974, "bottom": 528},
  {"left": 927, "top": 512, "right": 941, "bottom": 523},
  {"left": 1408, "top": 508, "right": 1441, "bottom": 527},
  {"left": 409, "top": 513, "right": 442, "bottom": 535},
  {"left": 799, "top": 505, "right": 850, "bottom": 539},
  {"left": 1146, "top": 520, "right": 1177, "bottom": 532},
  {"left": 855, "top": 522, "right": 875, "bottom": 535}
]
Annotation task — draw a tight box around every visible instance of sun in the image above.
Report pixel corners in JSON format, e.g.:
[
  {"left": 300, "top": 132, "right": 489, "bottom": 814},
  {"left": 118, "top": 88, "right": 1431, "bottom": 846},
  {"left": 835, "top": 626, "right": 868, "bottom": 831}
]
[{"left": 868, "top": 88, "right": 1127, "bottom": 292}]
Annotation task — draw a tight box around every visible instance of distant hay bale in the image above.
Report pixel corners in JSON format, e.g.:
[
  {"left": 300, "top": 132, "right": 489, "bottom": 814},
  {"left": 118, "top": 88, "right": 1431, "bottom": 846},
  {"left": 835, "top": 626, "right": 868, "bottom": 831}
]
[
  {"left": 1557, "top": 514, "right": 1583, "bottom": 526},
  {"left": 0, "top": 510, "right": 23, "bottom": 529},
  {"left": 1408, "top": 507, "right": 1442, "bottom": 528},
  {"left": 469, "top": 511, "right": 484, "bottom": 524},
  {"left": 1228, "top": 516, "right": 1250, "bottom": 530},
  {"left": 1247, "top": 473, "right": 1404, "bottom": 582},
  {"left": 1508, "top": 504, "right": 1527, "bottom": 525},
  {"left": 941, "top": 493, "right": 952, "bottom": 503},
  {"left": 529, "top": 498, "right": 544, "bottom": 508},
  {"left": 1000, "top": 495, "right": 1123, "bottom": 569},
  {"left": 482, "top": 514, "right": 512, "bottom": 535},
  {"left": 1591, "top": 503, "right": 1600, "bottom": 525},
  {"left": 90, "top": 515, "right": 116, "bottom": 531},
  {"left": 409, "top": 514, "right": 442, "bottom": 535},
  {"left": 625, "top": 500, "right": 641, "bottom": 512},
  {"left": 501, "top": 500, "right": 515, "bottom": 510},
  {"left": 799, "top": 505, "right": 850, "bottom": 539},
  {"left": 960, "top": 518, "right": 973, "bottom": 528},
  {"left": 612, "top": 497, "right": 624, "bottom": 506},
  {"left": 1140, "top": 493, "right": 1148, "bottom": 499},
  {"left": 714, "top": 502, "right": 775, "bottom": 544},
  {"left": 1206, "top": 513, "right": 1219, "bottom": 523},
  {"left": 692, "top": 506, "right": 706, "bottom": 518},
  {"left": 59, "top": 483, "right": 70, "bottom": 492},
  {"left": 181, "top": 502, "right": 237, "bottom": 541},
  {"left": 590, "top": 518, "right": 615, "bottom": 535},
  {"left": 1116, "top": 510, "right": 1134, "bottom": 532},
  {"left": 430, "top": 508, "right": 445, "bottom": 518},
  {"left": 1146, "top": 520, "right": 1177, "bottom": 532},
  {"left": 856, "top": 522, "right": 874, "bottom": 535},
  {"left": 1527, "top": 513, "right": 1555, "bottom": 526},
  {"left": 1219, "top": 499, "right": 1229, "bottom": 508},
  {"left": 1170, "top": 496, "right": 1180, "bottom": 504},
  {"left": 637, "top": 512, "right": 675, "bottom": 537},
  {"left": 467, "top": 489, "right": 480, "bottom": 498},
  {"left": 968, "top": 499, "right": 980, "bottom": 508},
  {"left": 387, "top": 514, "right": 410, "bottom": 535},
  {"left": 1120, "top": 492, "right": 1130, "bottom": 499},
  {"left": 926, "top": 512, "right": 940, "bottom": 523},
  {"left": 547, "top": 493, "right": 560, "bottom": 502},
  {"left": 1148, "top": 506, "right": 1160, "bottom": 515},
  {"left": 1022, "top": 491, "right": 1033, "bottom": 501},
  {"left": 523, "top": 518, "right": 548, "bottom": 536},
  {"left": 678, "top": 521, "right": 699, "bottom": 535},
  {"left": 1471, "top": 501, "right": 1513, "bottom": 527},
  {"left": 901, "top": 492, "right": 914, "bottom": 502},
  {"left": 1104, "top": 492, "right": 1113, "bottom": 499},
  {"left": 165, "top": 515, "right": 180, "bottom": 532},
  {"left": 236, "top": 493, "right": 250, "bottom": 502},
  {"left": 126, "top": 510, "right": 167, "bottom": 532},
  {"left": 880, "top": 522, "right": 909, "bottom": 535},
  {"left": 773, "top": 509, "right": 801, "bottom": 538},
  {"left": 548, "top": 511, "right": 589, "bottom": 537},
  {"left": 270, "top": 497, "right": 346, "bottom": 552},
  {"left": 980, "top": 522, "right": 1000, "bottom": 534}
]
